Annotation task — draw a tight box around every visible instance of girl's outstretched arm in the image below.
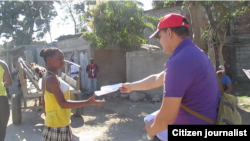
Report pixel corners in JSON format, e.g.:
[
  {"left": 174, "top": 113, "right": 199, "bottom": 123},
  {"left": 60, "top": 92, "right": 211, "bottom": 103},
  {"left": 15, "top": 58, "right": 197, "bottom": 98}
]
[{"left": 47, "top": 75, "right": 105, "bottom": 109}]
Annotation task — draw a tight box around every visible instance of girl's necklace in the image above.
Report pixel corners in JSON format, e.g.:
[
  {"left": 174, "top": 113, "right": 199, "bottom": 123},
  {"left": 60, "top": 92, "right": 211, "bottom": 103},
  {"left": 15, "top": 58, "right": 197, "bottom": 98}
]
[{"left": 47, "top": 70, "right": 57, "bottom": 76}]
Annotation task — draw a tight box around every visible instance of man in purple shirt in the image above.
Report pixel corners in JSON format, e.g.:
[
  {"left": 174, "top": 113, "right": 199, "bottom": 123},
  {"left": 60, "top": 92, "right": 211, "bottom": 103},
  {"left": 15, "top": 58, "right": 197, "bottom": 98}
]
[{"left": 119, "top": 13, "right": 220, "bottom": 140}]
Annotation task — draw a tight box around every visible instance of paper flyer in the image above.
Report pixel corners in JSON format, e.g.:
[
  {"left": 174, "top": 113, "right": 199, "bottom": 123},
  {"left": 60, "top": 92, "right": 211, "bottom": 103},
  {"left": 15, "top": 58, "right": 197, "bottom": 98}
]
[
  {"left": 242, "top": 69, "right": 250, "bottom": 79},
  {"left": 144, "top": 110, "right": 159, "bottom": 124},
  {"left": 144, "top": 110, "right": 168, "bottom": 141},
  {"left": 95, "top": 83, "right": 122, "bottom": 96}
]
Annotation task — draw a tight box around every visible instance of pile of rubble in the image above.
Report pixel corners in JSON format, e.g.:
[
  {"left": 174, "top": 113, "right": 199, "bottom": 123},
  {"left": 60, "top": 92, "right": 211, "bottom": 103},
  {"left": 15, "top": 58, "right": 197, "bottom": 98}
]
[{"left": 121, "top": 91, "right": 161, "bottom": 103}]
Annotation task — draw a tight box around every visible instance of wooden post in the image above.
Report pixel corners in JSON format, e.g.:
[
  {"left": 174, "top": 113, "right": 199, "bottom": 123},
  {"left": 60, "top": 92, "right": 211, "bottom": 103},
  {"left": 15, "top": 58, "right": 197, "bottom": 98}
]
[
  {"left": 18, "top": 62, "right": 28, "bottom": 108},
  {"left": 76, "top": 76, "right": 80, "bottom": 91}
]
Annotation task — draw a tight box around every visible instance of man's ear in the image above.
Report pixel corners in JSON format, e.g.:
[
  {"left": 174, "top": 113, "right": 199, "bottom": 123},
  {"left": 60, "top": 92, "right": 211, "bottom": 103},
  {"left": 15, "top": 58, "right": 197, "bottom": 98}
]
[{"left": 168, "top": 28, "right": 173, "bottom": 39}]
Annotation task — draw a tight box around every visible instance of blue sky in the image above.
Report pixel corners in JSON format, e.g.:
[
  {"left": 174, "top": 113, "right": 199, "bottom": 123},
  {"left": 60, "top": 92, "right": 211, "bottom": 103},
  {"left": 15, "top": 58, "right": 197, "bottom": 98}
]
[{"left": 0, "top": 0, "right": 153, "bottom": 45}]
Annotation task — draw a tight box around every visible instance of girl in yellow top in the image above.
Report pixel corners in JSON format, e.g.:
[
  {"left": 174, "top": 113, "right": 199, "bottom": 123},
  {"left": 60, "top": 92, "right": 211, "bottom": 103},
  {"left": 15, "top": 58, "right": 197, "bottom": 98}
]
[
  {"left": 40, "top": 47, "right": 105, "bottom": 141},
  {"left": 0, "top": 60, "right": 12, "bottom": 141}
]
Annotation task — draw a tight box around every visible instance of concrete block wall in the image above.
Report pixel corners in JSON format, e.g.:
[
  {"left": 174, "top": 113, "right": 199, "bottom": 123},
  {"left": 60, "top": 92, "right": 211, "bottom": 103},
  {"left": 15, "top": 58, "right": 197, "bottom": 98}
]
[
  {"left": 224, "top": 11, "right": 250, "bottom": 82},
  {"left": 25, "top": 45, "right": 44, "bottom": 63},
  {"left": 126, "top": 50, "right": 170, "bottom": 98},
  {"left": 94, "top": 48, "right": 127, "bottom": 90},
  {"left": 37, "top": 47, "right": 45, "bottom": 67},
  {"left": 57, "top": 37, "right": 90, "bottom": 52},
  {"left": 235, "top": 45, "right": 250, "bottom": 81},
  {"left": 56, "top": 37, "right": 91, "bottom": 63}
]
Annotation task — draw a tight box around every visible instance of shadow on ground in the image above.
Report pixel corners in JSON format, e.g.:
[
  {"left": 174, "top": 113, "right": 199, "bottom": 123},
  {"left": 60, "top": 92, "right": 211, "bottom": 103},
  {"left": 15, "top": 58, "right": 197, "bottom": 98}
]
[
  {"left": 6, "top": 108, "right": 80, "bottom": 141},
  {"left": 76, "top": 94, "right": 160, "bottom": 141},
  {"left": 238, "top": 108, "right": 250, "bottom": 124},
  {"left": 71, "top": 115, "right": 84, "bottom": 128}
]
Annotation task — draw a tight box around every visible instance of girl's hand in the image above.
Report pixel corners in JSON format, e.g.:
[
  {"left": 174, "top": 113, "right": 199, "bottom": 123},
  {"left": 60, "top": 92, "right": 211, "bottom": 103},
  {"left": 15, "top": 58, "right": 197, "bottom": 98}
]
[{"left": 87, "top": 94, "right": 105, "bottom": 105}]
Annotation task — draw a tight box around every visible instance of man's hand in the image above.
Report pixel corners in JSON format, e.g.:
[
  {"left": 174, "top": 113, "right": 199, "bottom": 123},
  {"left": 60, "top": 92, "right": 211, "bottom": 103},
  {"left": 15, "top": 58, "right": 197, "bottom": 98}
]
[
  {"left": 145, "top": 119, "right": 154, "bottom": 138},
  {"left": 119, "top": 83, "right": 132, "bottom": 93},
  {"left": 147, "top": 120, "right": 154, "bottom": 126},
  {"left": 87, "top": 94, "right": 105, "bottom": 105},
  {"left": 145, "top": 122, "right": 156, "bottom": 138},
  {"left": 225, "top": 84, "right": 232, "bottom": 93}
]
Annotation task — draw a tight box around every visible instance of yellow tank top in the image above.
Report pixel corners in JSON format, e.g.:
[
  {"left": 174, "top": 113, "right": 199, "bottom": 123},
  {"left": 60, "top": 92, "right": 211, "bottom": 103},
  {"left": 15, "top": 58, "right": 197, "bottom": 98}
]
[
  {"left": 44, "top": 76, "right": 71, "bottom": 127},
  {"left": 0, "top": 64, "right": 6, "bottom": 96}
]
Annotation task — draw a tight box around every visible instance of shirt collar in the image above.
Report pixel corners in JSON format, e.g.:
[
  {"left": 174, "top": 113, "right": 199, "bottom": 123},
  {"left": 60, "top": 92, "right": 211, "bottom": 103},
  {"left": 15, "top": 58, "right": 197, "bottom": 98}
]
[{"left": 169, "top": 37, "right": 192, "bottom": 59}]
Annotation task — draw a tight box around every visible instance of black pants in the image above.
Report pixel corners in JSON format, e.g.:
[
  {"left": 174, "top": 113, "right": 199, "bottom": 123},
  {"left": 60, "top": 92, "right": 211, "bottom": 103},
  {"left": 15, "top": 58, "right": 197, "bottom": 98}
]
[{"left": 0, "top": 96, "right": 10, "bottom": 141}]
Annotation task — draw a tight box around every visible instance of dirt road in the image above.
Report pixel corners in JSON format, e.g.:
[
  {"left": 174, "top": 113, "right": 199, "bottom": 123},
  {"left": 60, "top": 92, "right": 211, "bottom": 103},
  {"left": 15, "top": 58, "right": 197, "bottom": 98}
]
[
  {"left": 5, "top": 80, "right": 161, "bottom": 141},
  {"left": 4, "top": 80, "right": 250, "bottom": 141}
]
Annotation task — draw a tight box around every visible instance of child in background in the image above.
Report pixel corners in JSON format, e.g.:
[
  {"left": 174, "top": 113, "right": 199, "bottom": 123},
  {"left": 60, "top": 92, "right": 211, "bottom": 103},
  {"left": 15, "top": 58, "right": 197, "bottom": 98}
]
[{"left": 40, "top": 47, "right": 105, "bottom": 141}]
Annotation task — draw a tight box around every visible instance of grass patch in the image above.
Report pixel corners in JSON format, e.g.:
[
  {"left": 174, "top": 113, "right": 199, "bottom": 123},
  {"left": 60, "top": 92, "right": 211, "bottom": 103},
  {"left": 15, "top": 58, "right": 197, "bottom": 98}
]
[
  {"left": 237, "top": 96, "right": 250, "bottom": 112},
  {"left": 238, "top": 96, "right": 250, "bottom": 98}
]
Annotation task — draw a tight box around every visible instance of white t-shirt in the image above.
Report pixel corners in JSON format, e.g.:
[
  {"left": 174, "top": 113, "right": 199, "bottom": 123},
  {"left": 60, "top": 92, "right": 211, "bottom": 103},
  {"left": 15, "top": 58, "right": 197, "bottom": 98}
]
[{"left": 68, "top": 64, "right": 79, "bottom": 79}]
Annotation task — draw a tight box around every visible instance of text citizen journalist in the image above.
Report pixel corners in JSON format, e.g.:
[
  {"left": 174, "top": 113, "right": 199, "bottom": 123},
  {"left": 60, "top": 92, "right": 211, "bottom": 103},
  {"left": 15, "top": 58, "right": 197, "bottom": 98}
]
[{"left": 172, "top": 129, "right": 247, "bottom": 138}]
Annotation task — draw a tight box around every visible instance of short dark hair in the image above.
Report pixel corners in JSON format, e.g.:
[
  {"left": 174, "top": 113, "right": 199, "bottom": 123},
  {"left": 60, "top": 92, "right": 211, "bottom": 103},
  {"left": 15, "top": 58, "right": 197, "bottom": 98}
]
[
  {"left": 39, "top": 47, "right": 61, "bottom": 63},
  {"left": 162, "top": 26, "right": 189, "bottom": 38}
]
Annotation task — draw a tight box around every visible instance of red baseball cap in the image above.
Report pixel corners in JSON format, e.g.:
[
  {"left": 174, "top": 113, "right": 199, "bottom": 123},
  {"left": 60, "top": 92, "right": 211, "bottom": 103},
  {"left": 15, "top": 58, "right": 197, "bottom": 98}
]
[{"left": 149, "top": 13, "right": 189, "bottom": 39}]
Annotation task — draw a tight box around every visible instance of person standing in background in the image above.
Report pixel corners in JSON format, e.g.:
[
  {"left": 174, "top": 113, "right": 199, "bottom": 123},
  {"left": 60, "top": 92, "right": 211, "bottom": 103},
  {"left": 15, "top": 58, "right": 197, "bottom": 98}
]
[
  {"left": 68, "top": 58, "right": 79, "bottom": 80},
  {"left": 217, "top": 65, "right": 232, "bottom": 93},
  {"left": 0, "top": 60, "right": 12, "bottom": 141},
  {"left": 86, "top": 58, "right": 99, "bottom": 97}
]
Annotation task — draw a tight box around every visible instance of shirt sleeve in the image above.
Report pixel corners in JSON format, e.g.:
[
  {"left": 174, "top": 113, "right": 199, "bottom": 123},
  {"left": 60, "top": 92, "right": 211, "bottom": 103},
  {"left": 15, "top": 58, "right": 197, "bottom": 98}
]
[
  {"left": 225, "top": 76, "right": 232, "bottom": 85},
  {"left": 86, "top": 65, "right": 89, "bottom": 72},
  {"left": 164, "top": 60, "right": 193, "bottom": 97}
]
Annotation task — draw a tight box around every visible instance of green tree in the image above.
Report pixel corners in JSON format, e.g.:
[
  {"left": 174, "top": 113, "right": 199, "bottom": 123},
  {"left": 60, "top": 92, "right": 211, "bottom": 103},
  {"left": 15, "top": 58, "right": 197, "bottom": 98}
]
[
  {"left": 0, "top": 1, "right": 57, "bottom": 47},
  {"left": 82, "top": 1, "right": 157, "bottom": 50},
  {"left": 197, "top": 0, "right": 249, "bottom": 67},
  {"left": 151, "top": 0, "right": 250, "bottom": 68},
  {"left": 59, "top": 0, "right": 95, "bottom": 34},
  {"left": 1, "top": 41, "right": 15, "bottom": 51},
  {"left": 151, "top": 0, "right": 183, "bottom": 9}
]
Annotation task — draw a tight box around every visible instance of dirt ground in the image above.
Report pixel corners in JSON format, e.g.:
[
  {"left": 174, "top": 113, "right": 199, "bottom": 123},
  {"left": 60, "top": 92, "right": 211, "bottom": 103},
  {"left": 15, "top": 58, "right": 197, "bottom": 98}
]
[{"left": 4, "top": 80, "right": 250, "bottom": 141}]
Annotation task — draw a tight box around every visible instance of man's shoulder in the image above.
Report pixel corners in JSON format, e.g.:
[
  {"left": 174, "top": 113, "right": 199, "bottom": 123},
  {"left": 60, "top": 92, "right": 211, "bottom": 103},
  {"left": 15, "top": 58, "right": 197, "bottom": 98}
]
[
  {"left": 73, "top": 65, "right": 79, "bottom": 69},
  {"left": 222, "top": 75, "right": 230, "bottom": 79},
  {"left": 180, "top": 42, "right": 206, "bottom": 57},
  {"left": 171, "top": 45, "right": 200, "bottom": 62},
  {"left": 166, "top": 58, "right": 184, "bottom": 70},
  {"left": 225, "top": 75, "right": 232, "bottom": 81}
]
